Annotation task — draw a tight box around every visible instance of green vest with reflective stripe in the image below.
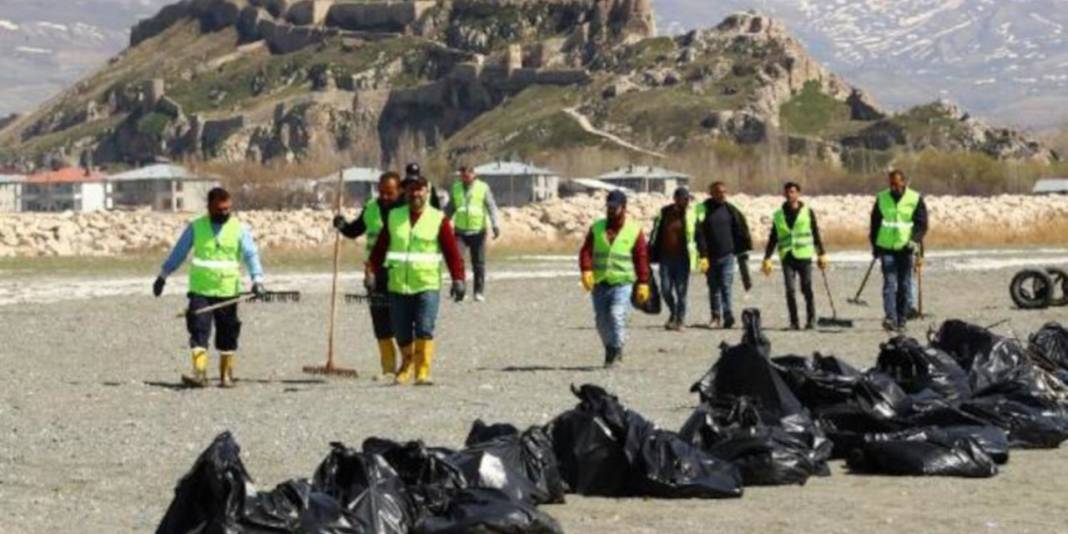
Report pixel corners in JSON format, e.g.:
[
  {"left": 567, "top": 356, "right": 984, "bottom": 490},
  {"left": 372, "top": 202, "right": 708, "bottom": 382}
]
[
  {"left": 451, "top": 180, "right": 489, "bottom": 232},
  {"left": 652, "top": 206, "right": 698, "bottom": 269},
  {"left": 362, "top": 199, "right": 385, "bottom": 254},
  {"left": 592, "top": 218, "right": 640, "bottom": 285},
  {"left": 189, "top": 216, "right": 242, "bottom": 298},
  {"left": 386, "top": 206, "right": 445, "bottom": 295},
  {"left": 876, "top": 188, "right": 920, "bottom": 251},
  {"left": 773, "top": 205, "right": 814, "bottom": 261}
]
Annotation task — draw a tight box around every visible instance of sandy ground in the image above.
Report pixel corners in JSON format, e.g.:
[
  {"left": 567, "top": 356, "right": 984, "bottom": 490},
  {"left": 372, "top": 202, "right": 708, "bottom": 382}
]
[{"left": 2, "top": 254, "right": 1068, "bottom": 533}]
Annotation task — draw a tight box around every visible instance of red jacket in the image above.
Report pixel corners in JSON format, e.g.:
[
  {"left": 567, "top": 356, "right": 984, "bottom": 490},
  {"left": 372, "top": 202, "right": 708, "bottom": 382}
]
[
  {"left": 368, "top": 208, "right": 465, "bottom": 282},
  {"left": 579, "top": 216, "right": 651, "bottom": 284}
]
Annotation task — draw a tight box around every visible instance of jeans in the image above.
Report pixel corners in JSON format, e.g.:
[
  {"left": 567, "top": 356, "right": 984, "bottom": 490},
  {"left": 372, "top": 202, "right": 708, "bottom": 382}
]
[
  {"left": 907, "top": 272, "right": 918, "bottom": 312},
  {"left": 880, "top": 252, "right": 913, "bottom": 325},
  {"left": 659, "top": 257, "right": 690, "bottom": 322},
  {"left": 782, "top": 258, "right": 815, "bottom": 325},
  {"left": 705, "top": 255, "right": 736, "bottom": 322},
  {"left": 186, "top": 294, "right": 242, "bottom": 351},
  {"left": 389, "top": 291, "right": 441, "bottom": 347},
  {"left": 458, "top": 231, "right": 487, "bottom": 294},
  {"left": 592, "top": 283, "right": 632, "bottom": 350}
]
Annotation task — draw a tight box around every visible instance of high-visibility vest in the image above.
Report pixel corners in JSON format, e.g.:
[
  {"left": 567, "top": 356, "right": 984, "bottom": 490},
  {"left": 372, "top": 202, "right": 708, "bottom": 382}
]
[
  {"left": 385, "top": 205, "right": 445, "bottom": 294},
  {"left": 876, "top": 188, "right": 920, "bottom": 251},
  {"left": 451, "top": 180, "right": 489, "bottom": 232},
  {"left": 772, "top": 205, "right": 815, "bottom": 261},
  {"left": 362, "top": 199, "right": 385, "bottom": 254},
  {"left": 652, "top": 206, "right": 698, "bottom": 269},
  {"left": 189, "top": 215, "right": 243, "bottom": 298},
  {"left": 592, "top": 218, "right": 640, "bottom": 285}
]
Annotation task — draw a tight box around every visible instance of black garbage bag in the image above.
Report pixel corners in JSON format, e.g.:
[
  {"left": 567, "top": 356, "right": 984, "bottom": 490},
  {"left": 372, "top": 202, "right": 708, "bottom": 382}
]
[
  {"left": 362, "top": 438, "right": 466, "bottom": 515},
  {"left": 631, "top": 276, "right": 662, "bottom": 315},
  {"left": 961, "top": 396, "right": 1068, "bottom": 449},
  {"left": 773, "top": 354, "right": 865, "bottom": 408},
  {"left": 1029, "top": 322, "right": 1068, "bottom": 372},
  {"left": 451, "top": 424, "right": 565, "bottom": 506},
  {"left": 876, "top": 336, "right": 971, "bottom": 400},
  {"left": 157, "top": 431, "right": 252, "bottom": 534},
  {"left": 680, "top": 398, "right": 829, "bottom": 486},
  {"left": 931, "top": 319, "right": 1003, "bottom": 370},
  {"left": 464, "top": 420, "right": 521, "bottom": 447},
  {"left": 412, "top": 488, "right": 563, "bottom": 534},
  {"left": 690, "top": 336, "right": 803, "bottom": 417},
  {"left": 308, "top": 443, "right": 415, "bottom": 534},
  {"left": 632, "top": 427, "right": 744, "bottom": 498},
  {"left": 243, "top": 479, "right": 360, "bottom": 533},
  {"left": 846, "top": 429, "right": 998, "bottom": 478}
]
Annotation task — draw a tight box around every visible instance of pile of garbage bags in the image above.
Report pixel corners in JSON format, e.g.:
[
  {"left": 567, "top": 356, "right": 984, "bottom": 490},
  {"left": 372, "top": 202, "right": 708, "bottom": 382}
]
[{"left": 158, "top": 313, "right": 1068, "bottom": 533}]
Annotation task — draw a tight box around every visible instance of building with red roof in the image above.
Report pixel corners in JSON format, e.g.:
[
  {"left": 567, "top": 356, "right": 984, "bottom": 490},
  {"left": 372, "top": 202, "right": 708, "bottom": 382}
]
[{"left": 21, "top": 167, "right": 112, "bottom": 212}]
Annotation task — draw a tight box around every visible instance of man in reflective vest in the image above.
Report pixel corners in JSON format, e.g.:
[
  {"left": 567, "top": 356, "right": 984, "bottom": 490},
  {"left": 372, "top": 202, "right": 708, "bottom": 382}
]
[
  {"left": 367, "top": 175, "right": 466, "bottom": 386},
  {"left": 333, "top": 171, "right": 404, "bottom": 380},
  {"left": 694, "top": 181, "right": 753, "bottom": 329},
  {"left": 446, "top": 165, "right": 501, "bottom": 302},
  {"left": 579, "top": 190, "right": 652, "bottom": 368},
  {"left": 761, "top": 182, "right": 829, "bottom": 330},
  {"left": 870, "top": 170, "right": 928, "bottom": 332},
  {"left": 648, "top": 187, "right": 697, "bottom": 331},
  {"left": 153, "top": 187, "right": 265, "bottom": 388}
]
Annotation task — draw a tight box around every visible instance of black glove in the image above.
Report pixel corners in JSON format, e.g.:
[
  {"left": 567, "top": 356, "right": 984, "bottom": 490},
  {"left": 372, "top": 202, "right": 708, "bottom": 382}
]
[
  {"left": 492, "top": 227, "right": 501, "bottom": 240},
  {"left": 872, "top": 247, "right": 880, "bottom": 259},
  {"left": 251, "top": 282, "right": 266, "bottom": 298},
  {"left": 450, "top": 280, "right": 466, "bottom": 302},
  {"left": 364, "top": 270, "right": 376, "bottom": 292},
  {"left": 152, "top": 276, "right": 166, "bottom": 297},
  {"left": 333, "top": 215, "right": 347, "bottom": 231}
]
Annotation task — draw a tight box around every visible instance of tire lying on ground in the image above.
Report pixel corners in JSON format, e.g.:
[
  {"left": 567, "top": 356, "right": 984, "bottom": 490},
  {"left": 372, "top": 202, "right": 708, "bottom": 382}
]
[
  {"left": 1046, "top": 268, "right": 1068, "bottom": 307},
  {"left": 1010, "top": 269, "right": 1055, "bottom": 309}
]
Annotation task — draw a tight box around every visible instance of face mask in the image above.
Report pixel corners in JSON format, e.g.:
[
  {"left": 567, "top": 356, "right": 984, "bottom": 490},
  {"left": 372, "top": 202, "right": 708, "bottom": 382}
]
[{"left": 210, "top": 212, "right": 231, "bottom": 225}]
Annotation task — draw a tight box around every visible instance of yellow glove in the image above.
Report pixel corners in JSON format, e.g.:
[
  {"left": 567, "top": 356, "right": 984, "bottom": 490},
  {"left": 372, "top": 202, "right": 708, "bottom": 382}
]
[
  {"left": 581, "top": 271, "right": 595, "bottom": 292},
  {"left": 915, "top": 256, "right": 925, "bottom": 271},
  {"left": 636, "top": 283, "right": 651, "bottom": 305},
  {"left": 761, "top": 258, "right": 773, "bottom": 277},
  {"left": 699, "top": 258, "right": 711, "bottom": 274},
  {"left": 817, "top": 255, "right": 829, "bottom": 271}
]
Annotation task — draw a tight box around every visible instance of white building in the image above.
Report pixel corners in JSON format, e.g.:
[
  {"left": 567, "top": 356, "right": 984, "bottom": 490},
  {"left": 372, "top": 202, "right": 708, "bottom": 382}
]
[
  {"left": 468, "top": 161, "right": 559, "bottom": 207},
  {"left": 1032, "top": 178, "right": 1068, "bottom": 195},
  {"left": 0, "top": 174, "right": 24, "bottom": 212},
  {"left": 109, "top": 164, "right": 219, "bottom": 212},
  {"left": 560, "top": 178, "right": 634, "bottom": 198},
  {"left": 597, "top": 165, "right": 691, "bottom": 195},
  {"left": 318, "top": 167, "right": 383, "bottom": 206},
  {"left": 21, "top": 167, "right": 111, "bottom": 212}
]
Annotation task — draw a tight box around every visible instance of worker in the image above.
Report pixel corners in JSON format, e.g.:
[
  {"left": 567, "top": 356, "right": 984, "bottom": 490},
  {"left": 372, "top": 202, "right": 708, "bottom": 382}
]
[
  {"left": 761, "top": 182, "right": 829, "bottom": 330},
  {"left": 152, "top": 187, "right": 265, "bottom": 388},
  {"left": 579, "top": 190, "right": 652, "bottom": 367},
  {"left": 870, "top": 169, "right": 928, "bottom": 332},
  {"left": 446, "top": 165, "right": 501, "bottom": 302},
  {"left": 332, "top": 171, "right": 404, "bottom": 380},
  {"left": 404, "top": 162, "right": 442, "bottom": 209},
  {"left": 694, "top": 181, "right": 753, "bottom": 329},
  {"left": 367, "top": 175, "right": 465, "bottom": 386},
  {"left": 648, "top": 187, "right": 697, "bottom": 331}
]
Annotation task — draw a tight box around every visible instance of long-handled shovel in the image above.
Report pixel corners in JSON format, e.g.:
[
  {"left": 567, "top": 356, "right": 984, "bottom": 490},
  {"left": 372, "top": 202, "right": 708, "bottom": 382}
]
[
  {"left": 303, "top": 169, "right": 359, "bottom": 379},
  {"left": 848, "top": 258, "right": 877, "bottom": 306},
  {"left": 817, "top": 269, "right": 854, "bottom": 328}
]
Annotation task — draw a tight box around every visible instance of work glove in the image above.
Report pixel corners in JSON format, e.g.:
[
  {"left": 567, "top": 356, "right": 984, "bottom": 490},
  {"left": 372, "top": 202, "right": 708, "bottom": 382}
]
[
  {"left": 152, "top": 276, "right": 166, "bottom": 297},
  {"left": 817, "top": 255, "right": 829, "bottom": 271},
  {"left": 450, "top": 280, "right": 466, "bottom": 302},
  {"left": 635, "top": 283, "right": 651, "bottom": 305},
  {"left": 492, "top": 227, "right": 501, "bottom": 240},
  {"left": 251, "top": 282, "right": 266, "bottom": 298},
  {"left": 915, "top": 256, "right": 925, "bottom": 271},
  {"left": 363, "top": 268, "right": 376, "bottom": 292},
  {"left": 333, "top": 215, "right": 347, "bottom": 231},
  {"left": 698, "top": 258, "right": 711, "bottom": 274},
  {"left": 761, "top": 258, "right": 773, "bottom": 277},
  {"left": 581, "top": 271, "right": 595, "bottom": 292}
]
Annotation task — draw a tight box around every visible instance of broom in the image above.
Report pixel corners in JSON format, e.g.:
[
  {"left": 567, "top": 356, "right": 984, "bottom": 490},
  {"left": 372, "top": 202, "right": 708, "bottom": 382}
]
[
  {"left": 816, "top": 269, "right": 854, "bottom": 328},
  {"left": 303, "top": 168, "right": 359, "bottom": 378}
]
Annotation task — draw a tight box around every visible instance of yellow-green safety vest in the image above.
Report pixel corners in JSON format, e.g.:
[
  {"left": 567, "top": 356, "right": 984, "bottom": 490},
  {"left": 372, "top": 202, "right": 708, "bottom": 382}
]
[
  {"left": 592, "top": 218, "right": 640, "bottom": 285},
  {"left": 875, "top": 188, "right": 920, "bottom": 251},
  {"left": 451, "top": 180, "right": 489, "bottom": 232},
  {"left": 362, "top": 199, "right": 384, "bottom": 254},
  {"left": 773, "top": 205, "right": 815, "bottom": 261},
  {"left": 189, "top": 215, "right": 243, "bottom": 298},
  {"left": 652, "top": 206, "right": 698, "bottom": 269},
  {"left": 386, "top": 205, "right": 445, "bottom": 295}
]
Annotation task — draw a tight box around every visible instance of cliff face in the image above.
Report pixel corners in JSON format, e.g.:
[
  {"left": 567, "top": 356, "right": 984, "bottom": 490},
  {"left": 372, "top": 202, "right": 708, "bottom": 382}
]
[{"left": 0, "top": 1, "right": 1055, "bottom": 173}]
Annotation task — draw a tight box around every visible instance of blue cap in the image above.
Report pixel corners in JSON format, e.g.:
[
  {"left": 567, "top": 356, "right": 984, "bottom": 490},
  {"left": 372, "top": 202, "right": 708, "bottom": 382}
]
[
  {"left": 674, "top": 186, "right": 690, "bottom": 199},
  {"left": 606, "top": 190, "right": 628, "bottom": 208}
]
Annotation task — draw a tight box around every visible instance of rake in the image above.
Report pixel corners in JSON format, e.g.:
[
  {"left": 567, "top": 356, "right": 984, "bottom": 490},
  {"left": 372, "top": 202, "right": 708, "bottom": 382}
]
[
  {"left": 303, "top": 168, "right": 359, "bottom": 379},
  {"left": 817, "top": 269, "right": 854, "bottom": 328},
  {"left": 848, "top": 258, "right": 877, "bottom": 306},
  {"left": 174, "top": 291, "right": 301, "bottom": 318}
]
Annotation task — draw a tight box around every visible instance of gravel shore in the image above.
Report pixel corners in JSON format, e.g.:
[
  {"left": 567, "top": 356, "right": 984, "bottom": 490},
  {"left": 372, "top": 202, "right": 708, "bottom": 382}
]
[{"left": 1, "top": 260, "right": 1067, "bottom": 533}]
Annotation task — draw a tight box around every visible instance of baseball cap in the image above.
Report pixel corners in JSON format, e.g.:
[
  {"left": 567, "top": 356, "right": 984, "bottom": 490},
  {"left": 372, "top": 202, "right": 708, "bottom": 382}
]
[
  {"left": 606, "top": 190, "right": 628, "bottom": 208},
  {"left": 673, "top": 186, "right": 690, "bottom": 199}
]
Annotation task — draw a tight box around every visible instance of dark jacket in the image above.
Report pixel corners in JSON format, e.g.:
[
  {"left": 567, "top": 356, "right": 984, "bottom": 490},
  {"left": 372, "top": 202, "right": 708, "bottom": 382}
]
[
  {"left": 648, "top": 204, "right": 690, "bottom": 264},
  {"left": 869, "top": 191, "right": 928, "bottom": 255},
  {"left": 695, "top": 200, "right": 753, "bottom": 260}
]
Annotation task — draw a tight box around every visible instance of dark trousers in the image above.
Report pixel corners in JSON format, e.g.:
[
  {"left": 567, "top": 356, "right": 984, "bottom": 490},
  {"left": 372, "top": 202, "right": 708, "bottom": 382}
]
[
  {"left": 186, "top": 294, "right": 242, "bottom": 351},
  {"left": 880, "top": 251, "right": 914, "bottom": 326},
  {"left": 458, "top": 231, "right": 487, "bottom": 294},
  {"left": 389, "top": 291, "right": 441, "bottom": 347},
  {"left": 370, "top": 268, "right": 394, "bottom": 340},
  {"left": 659, "top": 256, "right": 690, "bottom": 322},
  {"left": 782, "top": 258, "right": 815, "bottom": 326}
]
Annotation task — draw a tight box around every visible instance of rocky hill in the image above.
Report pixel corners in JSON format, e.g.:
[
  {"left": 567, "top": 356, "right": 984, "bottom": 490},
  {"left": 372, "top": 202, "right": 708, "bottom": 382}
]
[{"left": 0, "top": 0, "right": 1057, "bottom": 173}]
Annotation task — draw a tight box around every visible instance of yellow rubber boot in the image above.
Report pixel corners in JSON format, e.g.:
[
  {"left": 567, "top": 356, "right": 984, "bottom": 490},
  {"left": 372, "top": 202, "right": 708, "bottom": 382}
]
[
  {"left": 414, "top": 339, "right": 435, "bottom": 386},
  {"left": 219, "top": 352, "right": 236, "bottom": 388},
  {"left": 394, "top": 344, "right": 415, "bottom": 385},
  {"left": 375, "top": 338, "right": 398, "bottom": 381},
  {"left": 182, "top": 348, "right": 209, "bottom": 388}
]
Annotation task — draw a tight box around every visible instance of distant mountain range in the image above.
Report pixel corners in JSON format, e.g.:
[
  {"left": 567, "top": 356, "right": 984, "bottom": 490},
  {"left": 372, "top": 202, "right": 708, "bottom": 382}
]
[{"left": 1, "top": 0, "right": 1066, "bottom": 129}]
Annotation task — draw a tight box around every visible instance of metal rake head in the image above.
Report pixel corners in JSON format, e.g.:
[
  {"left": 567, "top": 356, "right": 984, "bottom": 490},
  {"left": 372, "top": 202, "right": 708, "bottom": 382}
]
[{"left": 258, "top": 291, "right": 302, "bottom": 303}]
